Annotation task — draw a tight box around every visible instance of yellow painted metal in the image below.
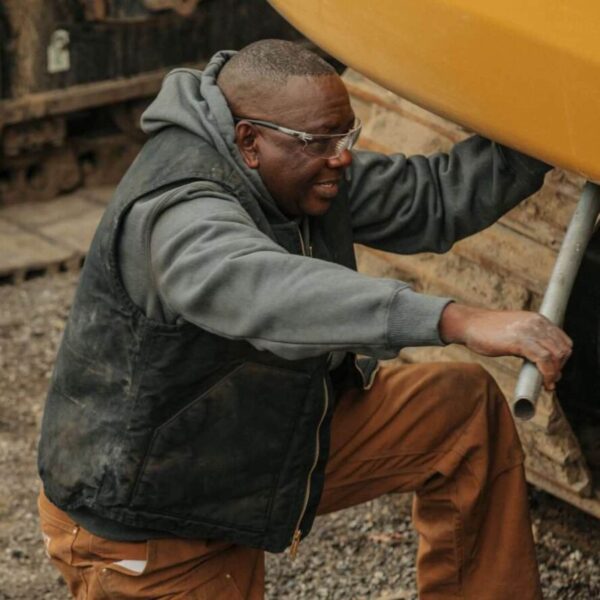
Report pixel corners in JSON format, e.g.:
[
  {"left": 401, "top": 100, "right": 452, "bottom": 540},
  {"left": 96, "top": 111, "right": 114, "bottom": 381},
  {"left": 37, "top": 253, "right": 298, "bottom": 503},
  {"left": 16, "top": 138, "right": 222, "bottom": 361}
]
[{"left": 268, "top": 0, "right": 600, "bottom": 181}]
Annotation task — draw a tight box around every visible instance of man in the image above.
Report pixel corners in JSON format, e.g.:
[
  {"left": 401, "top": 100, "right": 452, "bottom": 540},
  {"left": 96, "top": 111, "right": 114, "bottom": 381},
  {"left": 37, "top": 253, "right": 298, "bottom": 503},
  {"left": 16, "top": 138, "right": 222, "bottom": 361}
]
[{"left": 38, "top": 40, "right": 571, "bottom": 599}]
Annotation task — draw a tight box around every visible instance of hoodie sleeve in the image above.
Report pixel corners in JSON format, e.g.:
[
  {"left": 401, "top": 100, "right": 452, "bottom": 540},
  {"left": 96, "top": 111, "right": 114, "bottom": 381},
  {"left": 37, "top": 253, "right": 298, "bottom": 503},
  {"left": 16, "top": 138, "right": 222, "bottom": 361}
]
[
  {"left": 348, "top": 135, "right": 552, "bottom": 253},
  {"left": 150, "top": 191, "right": 452, "bottom": 360}
]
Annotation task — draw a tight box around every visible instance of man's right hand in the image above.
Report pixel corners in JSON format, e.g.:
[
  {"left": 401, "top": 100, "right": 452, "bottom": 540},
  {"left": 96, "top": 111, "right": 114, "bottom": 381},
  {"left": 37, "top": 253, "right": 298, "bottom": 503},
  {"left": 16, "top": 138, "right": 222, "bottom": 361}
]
[{"left": 438, "top": 303, "right": 573, "bottom": 391}]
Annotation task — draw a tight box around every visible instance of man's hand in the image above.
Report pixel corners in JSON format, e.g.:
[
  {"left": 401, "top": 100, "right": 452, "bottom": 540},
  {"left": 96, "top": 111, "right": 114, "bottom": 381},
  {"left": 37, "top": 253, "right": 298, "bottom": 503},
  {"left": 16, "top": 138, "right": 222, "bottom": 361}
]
[{"left": 439, "top": 303, "right": 573, "bottom": 391}]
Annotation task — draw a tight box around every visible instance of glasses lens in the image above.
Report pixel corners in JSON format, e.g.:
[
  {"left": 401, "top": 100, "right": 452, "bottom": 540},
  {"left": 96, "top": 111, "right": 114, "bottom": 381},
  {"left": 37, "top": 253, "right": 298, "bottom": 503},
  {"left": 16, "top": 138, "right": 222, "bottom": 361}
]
[
  {"left": 303, "top": 121, "right": 362, "bottom": 158},
  {"left": 304, "top": 137, "right": 338, "bottom": 158}
]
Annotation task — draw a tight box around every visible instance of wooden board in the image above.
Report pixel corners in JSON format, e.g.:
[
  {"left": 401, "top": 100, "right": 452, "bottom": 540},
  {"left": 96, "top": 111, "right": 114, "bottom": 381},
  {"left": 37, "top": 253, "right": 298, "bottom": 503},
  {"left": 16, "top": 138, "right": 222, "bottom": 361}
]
[{"left": 269, "top": 0, "right": 600, "bottom": 182}]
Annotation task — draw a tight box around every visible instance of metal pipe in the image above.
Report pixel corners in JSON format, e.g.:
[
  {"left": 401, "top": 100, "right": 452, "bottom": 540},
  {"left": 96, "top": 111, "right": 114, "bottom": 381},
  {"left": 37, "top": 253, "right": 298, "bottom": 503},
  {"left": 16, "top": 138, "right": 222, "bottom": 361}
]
[{"left": 513, "top": 181, "right": 600, "bottom": 420}]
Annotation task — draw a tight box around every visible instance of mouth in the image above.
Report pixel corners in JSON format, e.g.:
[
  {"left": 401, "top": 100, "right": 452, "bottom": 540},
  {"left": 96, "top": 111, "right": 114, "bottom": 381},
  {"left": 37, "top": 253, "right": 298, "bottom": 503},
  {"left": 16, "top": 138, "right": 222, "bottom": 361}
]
[{"left": 313, "top": 178, "right": 340, "bottom": 198}]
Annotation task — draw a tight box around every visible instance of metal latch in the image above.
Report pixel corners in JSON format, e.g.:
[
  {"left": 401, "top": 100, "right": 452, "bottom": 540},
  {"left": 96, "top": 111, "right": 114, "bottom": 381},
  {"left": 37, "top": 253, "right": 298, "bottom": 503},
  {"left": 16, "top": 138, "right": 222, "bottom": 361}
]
[{"left": 47, "top": 30, "right": 71, "bottom": 74}]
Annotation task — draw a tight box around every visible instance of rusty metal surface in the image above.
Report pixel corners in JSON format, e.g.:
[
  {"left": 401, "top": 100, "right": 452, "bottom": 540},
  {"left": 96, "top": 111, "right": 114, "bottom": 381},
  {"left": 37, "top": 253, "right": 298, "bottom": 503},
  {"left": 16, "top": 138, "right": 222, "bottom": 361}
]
[
  {"left": 80, "top": 0, "right": 108, "bottom": 20},
  {"left": 143, "top": 0, "right": 200, "bottom": 17},
  {"left": 2, "top": 117, "right": 66, "bottom": 157},
  {"left": 0, "top": 67, "right": 179, "bottom": 129},
  {"left": 81, "top": 0, "right": 201, "bottom": 20},
  {"left": 346, "top": 69, "right": 599, "bottom": 517},
  {"left": 2, "top": 0, "right": 304, "bottom": 99}
]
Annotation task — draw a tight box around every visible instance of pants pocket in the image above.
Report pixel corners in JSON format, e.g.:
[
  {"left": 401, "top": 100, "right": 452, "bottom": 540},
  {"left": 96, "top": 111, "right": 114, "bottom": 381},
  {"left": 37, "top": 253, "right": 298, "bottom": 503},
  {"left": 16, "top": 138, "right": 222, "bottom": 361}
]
[
  {"left": 187, "top": 572, "right": 245, "bottom": 600},
  {"left": 38, "top": 504, "right": 78, "bottom": 566},
  {"left": 98, "top": 552, "right": 245, "bottom": 599}
]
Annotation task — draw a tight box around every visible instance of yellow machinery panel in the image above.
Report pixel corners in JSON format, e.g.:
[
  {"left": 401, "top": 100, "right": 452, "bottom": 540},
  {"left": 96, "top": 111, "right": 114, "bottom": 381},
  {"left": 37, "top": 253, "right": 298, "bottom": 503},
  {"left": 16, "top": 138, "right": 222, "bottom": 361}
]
[{"left": 269, "top": 0, "right": 600, "bottom": 181}]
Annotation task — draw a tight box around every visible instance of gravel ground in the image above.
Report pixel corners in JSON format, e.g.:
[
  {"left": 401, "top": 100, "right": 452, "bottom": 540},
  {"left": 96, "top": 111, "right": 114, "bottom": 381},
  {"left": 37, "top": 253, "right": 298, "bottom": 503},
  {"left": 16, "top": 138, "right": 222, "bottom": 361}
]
[{"left": 0, "top": 271, "right": 599, "bottom": 599}]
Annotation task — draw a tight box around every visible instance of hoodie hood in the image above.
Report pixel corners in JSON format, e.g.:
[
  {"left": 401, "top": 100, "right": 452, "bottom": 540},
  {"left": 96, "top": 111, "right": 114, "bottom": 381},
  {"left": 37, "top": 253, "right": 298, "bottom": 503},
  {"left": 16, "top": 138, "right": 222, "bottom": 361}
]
[{"left": 141, "top": 51, "right": 286, "bottom": 223}]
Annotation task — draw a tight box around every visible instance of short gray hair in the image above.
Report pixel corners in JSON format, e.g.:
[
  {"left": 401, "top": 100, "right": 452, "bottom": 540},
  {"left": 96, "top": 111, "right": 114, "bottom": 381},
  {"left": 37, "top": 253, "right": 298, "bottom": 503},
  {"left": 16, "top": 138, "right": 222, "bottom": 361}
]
[{"left": 218, "top": 39, "right": 335, "bottom": 88}]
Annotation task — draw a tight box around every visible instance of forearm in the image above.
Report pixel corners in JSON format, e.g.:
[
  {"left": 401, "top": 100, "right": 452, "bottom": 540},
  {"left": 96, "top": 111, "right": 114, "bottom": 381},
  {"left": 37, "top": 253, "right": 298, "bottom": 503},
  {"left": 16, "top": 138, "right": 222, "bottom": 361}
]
[{"left": 348, "top": 136, "right": 552, "bottom": 253}]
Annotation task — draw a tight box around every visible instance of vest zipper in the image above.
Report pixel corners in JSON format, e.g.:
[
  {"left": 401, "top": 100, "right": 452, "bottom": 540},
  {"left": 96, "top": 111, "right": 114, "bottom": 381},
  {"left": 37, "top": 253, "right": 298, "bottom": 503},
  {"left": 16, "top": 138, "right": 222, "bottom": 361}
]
[
  {"left": 290, "top": 377, "right": 329, "bottom": 559},
  {"left": 290, "top": 220, "right": 320, "bottom": 558},
  {"left": 298, "top": 220, "right": 313, "bottom": 257}
]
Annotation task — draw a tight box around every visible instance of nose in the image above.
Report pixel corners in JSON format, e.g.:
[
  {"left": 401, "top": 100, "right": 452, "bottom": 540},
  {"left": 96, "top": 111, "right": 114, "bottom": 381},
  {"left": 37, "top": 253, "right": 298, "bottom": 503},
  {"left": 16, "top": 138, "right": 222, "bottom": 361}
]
[{"left": 326, "top": 149, "right": 353, "bottom": 169}]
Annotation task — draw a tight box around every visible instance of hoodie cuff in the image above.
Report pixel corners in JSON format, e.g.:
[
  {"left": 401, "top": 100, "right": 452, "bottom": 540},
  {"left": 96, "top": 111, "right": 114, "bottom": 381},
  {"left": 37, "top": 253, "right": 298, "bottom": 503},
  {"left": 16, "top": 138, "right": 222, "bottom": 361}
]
[
  {"left": 387, "top": 288, "right": 454, "bottom": 348},
  {"left": 498, "top": 145, "right": 553, "bottom": 178}
]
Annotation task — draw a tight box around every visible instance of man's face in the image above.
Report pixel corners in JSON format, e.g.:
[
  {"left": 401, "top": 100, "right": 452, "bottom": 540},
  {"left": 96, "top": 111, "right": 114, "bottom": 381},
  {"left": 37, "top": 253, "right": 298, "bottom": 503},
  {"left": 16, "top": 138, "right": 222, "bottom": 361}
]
[{"left": 236, "top": 74, "right": 356, "bottom": 218}]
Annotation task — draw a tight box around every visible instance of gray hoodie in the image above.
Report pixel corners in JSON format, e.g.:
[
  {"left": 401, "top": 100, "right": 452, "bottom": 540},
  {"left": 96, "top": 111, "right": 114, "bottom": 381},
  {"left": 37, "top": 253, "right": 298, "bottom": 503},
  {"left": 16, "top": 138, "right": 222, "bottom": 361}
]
[{"left": 117, "top": 51, "right": 550, "bottom": 361}]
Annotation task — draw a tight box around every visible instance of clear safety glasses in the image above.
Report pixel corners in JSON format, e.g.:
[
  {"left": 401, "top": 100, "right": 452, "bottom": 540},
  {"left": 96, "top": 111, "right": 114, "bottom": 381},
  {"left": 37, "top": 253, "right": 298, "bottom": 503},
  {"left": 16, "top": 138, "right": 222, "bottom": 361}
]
[{"left": 234, "top": 116, "right": 362, "bottom": 159}]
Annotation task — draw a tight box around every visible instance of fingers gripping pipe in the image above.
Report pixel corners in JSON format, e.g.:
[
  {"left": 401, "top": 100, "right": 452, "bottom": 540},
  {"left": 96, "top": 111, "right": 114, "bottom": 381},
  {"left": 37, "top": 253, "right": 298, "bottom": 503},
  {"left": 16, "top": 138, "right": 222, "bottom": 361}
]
[{"left": 513, "top": 182, "right": 600, "bottom": 420}]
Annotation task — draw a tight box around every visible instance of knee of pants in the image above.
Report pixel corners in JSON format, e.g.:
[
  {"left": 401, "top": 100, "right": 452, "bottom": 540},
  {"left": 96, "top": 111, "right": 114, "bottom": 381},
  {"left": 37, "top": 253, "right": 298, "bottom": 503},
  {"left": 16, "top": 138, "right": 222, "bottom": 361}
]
[
  {"left": 380, "top": 362, "right": 512, "bottom": 455},
  {"left": 433, "top": 363, "right": 519, "bottom": 440},
  {"left": 437, "top": 362, "right": 524, "bottom": 460},
  {"left": 430, "top": 362, "right": 503, "bottom": 414}
]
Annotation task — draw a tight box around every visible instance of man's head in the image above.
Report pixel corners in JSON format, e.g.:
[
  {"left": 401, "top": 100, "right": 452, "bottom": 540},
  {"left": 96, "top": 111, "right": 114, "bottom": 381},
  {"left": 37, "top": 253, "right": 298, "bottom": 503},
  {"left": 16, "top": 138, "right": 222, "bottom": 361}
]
[{"left": 217, "top": 39, "right": 357, "bottom": 218}]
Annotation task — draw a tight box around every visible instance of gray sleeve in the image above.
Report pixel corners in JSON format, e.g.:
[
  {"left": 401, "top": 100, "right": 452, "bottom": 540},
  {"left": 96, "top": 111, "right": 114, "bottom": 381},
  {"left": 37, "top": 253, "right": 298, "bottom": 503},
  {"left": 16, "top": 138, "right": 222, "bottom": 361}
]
[
  {"left": 150, "top": 195, "right": 451, "bottom": 361},
  {"left": 347, "top": 135, "right": 552, "bottom": 253}
]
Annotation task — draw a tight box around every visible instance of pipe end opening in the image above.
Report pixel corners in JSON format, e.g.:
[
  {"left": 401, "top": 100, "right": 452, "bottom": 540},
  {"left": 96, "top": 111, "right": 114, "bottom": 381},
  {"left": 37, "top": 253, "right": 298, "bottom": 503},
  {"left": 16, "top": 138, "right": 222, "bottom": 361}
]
[{"left": 513, "top": 398, "right": 535, "bottom": 421}]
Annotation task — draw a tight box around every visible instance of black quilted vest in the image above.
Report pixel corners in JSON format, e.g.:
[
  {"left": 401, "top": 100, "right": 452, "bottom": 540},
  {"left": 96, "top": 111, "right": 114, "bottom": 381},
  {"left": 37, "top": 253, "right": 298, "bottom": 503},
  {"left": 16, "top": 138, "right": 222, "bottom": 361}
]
[{"left": 38, "top": 127, "right": 364, "bottom": 552}]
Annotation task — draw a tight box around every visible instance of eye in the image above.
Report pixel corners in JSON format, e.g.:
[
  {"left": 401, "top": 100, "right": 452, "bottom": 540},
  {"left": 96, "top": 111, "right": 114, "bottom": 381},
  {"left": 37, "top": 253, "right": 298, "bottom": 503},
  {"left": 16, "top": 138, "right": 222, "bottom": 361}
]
[{"left": 305, "top": 138, "right": 332, "bottom": 154}]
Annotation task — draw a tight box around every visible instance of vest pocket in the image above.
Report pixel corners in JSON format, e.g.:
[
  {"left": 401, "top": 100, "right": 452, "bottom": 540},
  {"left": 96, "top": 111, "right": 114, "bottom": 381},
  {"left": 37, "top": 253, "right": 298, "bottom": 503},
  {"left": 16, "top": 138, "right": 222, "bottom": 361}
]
[{"left": 129, "top": 361, "right": 311, "bottom": 534}]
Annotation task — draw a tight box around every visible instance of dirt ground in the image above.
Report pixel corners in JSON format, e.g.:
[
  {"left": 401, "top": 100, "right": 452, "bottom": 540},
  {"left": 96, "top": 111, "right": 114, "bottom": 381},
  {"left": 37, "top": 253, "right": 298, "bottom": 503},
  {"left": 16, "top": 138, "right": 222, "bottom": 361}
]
[{"left": 0, "top": 271, "right": 599, "bottom": 599}]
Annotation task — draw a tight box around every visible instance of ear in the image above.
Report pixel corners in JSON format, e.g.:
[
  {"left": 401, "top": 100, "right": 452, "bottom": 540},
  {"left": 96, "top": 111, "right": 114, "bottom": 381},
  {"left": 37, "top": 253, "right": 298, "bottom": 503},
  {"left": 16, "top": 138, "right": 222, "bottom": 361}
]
[{"left": 235, "top": 122, "right": 260, "bottom": 169}]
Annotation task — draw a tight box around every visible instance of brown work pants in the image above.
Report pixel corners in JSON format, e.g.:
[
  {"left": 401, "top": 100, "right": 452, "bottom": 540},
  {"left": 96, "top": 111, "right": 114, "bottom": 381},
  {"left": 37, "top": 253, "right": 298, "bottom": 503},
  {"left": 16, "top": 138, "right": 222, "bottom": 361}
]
[{"left": 38, "top": 362, "right": 542, "bottom": 599}]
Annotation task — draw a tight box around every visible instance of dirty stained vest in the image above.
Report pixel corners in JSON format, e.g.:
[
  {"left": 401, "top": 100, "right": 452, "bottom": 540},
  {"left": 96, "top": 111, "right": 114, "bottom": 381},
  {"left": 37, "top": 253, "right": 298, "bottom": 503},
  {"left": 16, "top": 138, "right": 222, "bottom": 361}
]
[{"left": 37, "top": 126, "right": 375, "bottom": 552}]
